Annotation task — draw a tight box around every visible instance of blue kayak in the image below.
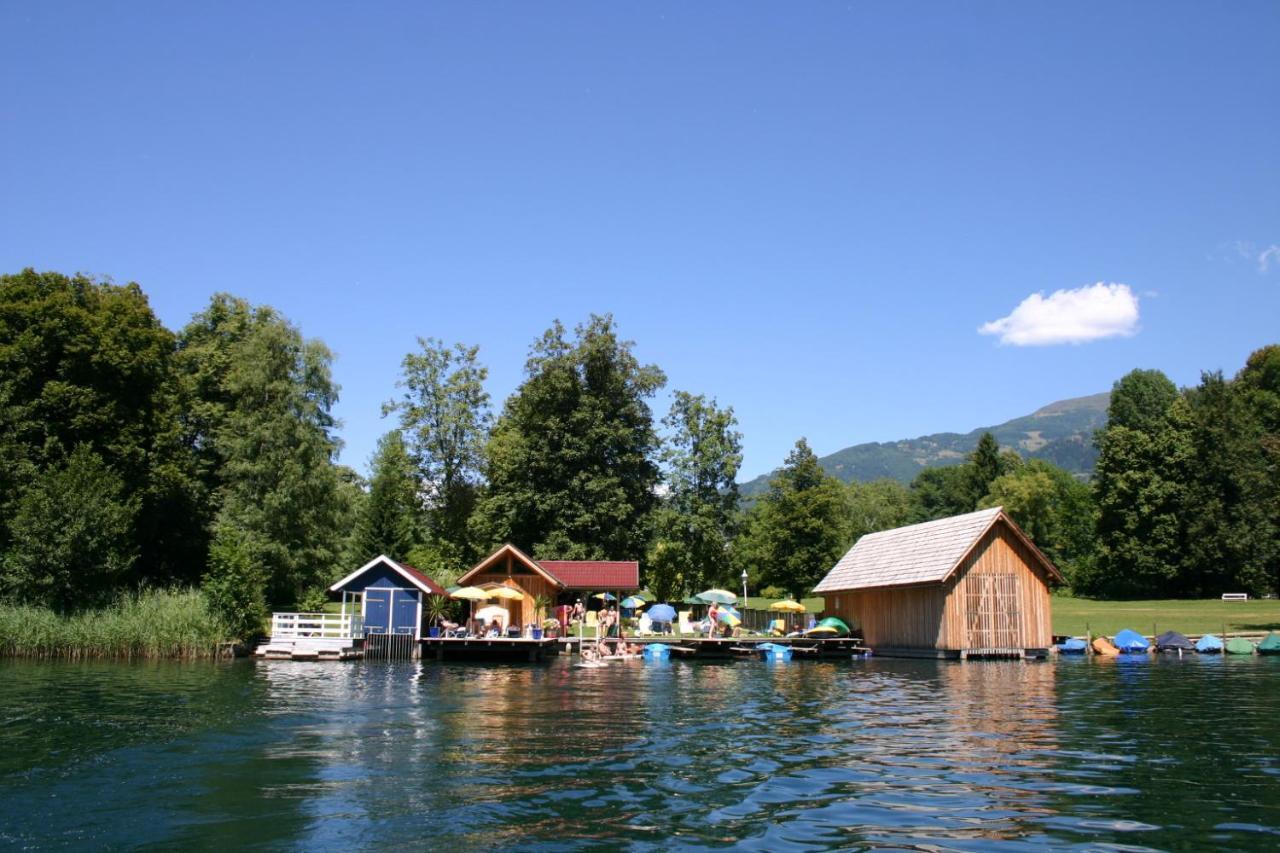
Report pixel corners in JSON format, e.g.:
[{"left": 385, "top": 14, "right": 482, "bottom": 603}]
[
  {"left": 1057, "top": 638, "right": 1088, "bottom": 654},
  {"left": 1195, "top": 634, "right": 1224, "bottom": 653},
  {"left": 1114, "top": 629, "right": 1150, "bottom": 653}
]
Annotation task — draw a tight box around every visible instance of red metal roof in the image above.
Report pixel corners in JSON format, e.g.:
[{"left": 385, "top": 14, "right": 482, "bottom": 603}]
[
  {"left": 538, "top": 561, "right": 640, "bottom": 590},
  {"left": 397, "top": 562, "right": 447, "bottom": 595}
]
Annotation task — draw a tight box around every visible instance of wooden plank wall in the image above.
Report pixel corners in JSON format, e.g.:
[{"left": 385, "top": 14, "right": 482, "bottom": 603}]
[
  {"left": 942, "top": 526, "right": 1053, "bottom": 649},
  {"left": 822, "top": 523, "right": 1054, "bottom": 651},
  {"left": 467, "top": 571, "right": 559, "bottom": 628}
]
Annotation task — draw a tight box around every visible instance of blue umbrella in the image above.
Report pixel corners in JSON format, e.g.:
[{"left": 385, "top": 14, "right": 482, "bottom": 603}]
[
  {"left": 593, "top": 592, "right": 617, "bottom": 602},
  {"left": 647, "top": 603, "right": 676, "bottom": 623}
]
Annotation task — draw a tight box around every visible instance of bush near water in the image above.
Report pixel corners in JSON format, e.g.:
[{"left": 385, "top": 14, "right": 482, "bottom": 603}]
[{"left": 0, "top": 589, "right": 230, "bottom": 660}]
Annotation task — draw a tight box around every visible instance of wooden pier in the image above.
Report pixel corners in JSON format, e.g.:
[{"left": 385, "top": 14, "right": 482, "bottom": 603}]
[
  {"left": 420, "top": 636, "right": 563, "bottom": 662},
  {"left": 568, "top": 636, "right": 872, "bottom": 660}
]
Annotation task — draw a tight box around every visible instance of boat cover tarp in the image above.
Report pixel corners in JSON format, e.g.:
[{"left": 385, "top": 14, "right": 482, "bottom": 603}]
[
  {"left": 1092, "top": 636, "right": 1119, "bottom": 656},
  {"left": 1114, "top": 629, "right": 1150, "bottom": 653},
  {"left": 1225, "top": 637, "right": 1256, "bottom": 655},
  {"left": 642, "top": 643, "right": 671, "bottom": 660},
  {"left": 1258, "top": 632, "right": 1280, "bottom": 654},
  {"left": 1195, "top": 634, "right": 1223, "bottom": 653},
  {"left": 1155, "top": 630, "right": 1194, "bottom": 651},
  {"left": 817, "top": 616, "right": 851, "bottom": 635},
  {"left": 1058, "top": 638, "right": 1087, "bottom": 653}
]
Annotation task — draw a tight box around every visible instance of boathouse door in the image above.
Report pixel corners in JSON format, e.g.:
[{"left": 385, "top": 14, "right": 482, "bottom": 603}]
[
  {"left": 965, "top": 573, "right": 1021, "bottom": 650},
  {"left": 364, "top": 588, "right": 420, "bottom": 639}
]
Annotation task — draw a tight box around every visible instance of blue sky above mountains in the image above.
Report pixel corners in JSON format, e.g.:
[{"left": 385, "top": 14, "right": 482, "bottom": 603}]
[{"left": 2, "top": 3, "right": 1276, "bottom": 480}]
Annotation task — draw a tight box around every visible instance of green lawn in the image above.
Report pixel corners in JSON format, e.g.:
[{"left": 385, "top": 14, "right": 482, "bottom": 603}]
[{"left": 1051, "top": 595, "right": 1280, "bottom": 637}]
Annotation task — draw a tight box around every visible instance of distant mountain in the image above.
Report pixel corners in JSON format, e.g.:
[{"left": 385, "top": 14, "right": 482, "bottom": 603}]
[{"left": 740, "top": 392, "right": 1110, "bottom": 495}]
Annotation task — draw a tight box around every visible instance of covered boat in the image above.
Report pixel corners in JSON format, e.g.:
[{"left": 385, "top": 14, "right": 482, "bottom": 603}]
[
  {"left": 1258, "top": 633, "right": 1280, "bottom": 655},
  {"left": 1057, "top": 637, "right": 1088, "bottom": 654},
  {"left": 1155, "top": 630, "right": 1194, "bottom": 652},
  {"left": 806, "top": 616, "right": 850, "bottom": 638},
  {"left": 1195, "top": 634, "right": 1223, "bottom": 653},
  {"left": 757, "top": 642, "right": 793, "bottom": 662},
  {"left": 1113, "top": 629, "right": 1150, "bottom": 653},
  {"left": 1225, "top": 637, "right": 1256, "bottom": 655},
  {"left": 642, "top": 643, "right": 672, "bottom": 661},
  {"left": 1092, "top": 636, "right": 1119, "bottom": 656}
]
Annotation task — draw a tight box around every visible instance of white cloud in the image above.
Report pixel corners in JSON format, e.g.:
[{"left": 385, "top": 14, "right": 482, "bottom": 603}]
[
  {"left": 979, "top": 282, "right": 1140, "bottom": 346},
  {"left": 1258, "top": 245, "right": 1280, "bottom": 273}
]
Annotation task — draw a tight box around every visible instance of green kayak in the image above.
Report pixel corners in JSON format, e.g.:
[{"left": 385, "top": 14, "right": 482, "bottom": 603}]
[
  {"left": 1225, "top": 637, "right": 1256, "bottom": 655},
  {"left": 1258, "top": 633, "right": 1280, "bottom": 655}
]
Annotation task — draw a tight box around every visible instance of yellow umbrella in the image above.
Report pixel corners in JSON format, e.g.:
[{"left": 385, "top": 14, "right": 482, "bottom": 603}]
[
  {"left": 487, "top": 587, "right": 525, "bottom": 601},
  {"left": 450, "top": 586, "right": 490, "bottom": 601},
  {"left": 768, "top": 600, "right": 807, "bottom": 613}
]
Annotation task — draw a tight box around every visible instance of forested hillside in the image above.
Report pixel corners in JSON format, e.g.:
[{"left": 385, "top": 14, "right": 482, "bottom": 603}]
[{"left": 740, "top": 393, "right": 1108, "bottom": 495}]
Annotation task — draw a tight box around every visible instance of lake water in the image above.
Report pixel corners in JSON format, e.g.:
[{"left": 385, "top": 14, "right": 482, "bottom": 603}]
[{"left": 1, "top": 655, "right": 1278, "bottom": 851}]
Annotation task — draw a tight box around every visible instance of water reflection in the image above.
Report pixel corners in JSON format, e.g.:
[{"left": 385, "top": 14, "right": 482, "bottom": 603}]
[{"left": 1, "top": 656, "right": 1278, "bottom": 850}]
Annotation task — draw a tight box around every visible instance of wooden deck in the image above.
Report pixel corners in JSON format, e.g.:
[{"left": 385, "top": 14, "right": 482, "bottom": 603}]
[{"left": 420, "top": 637, "right": 564, "bottom": 662}]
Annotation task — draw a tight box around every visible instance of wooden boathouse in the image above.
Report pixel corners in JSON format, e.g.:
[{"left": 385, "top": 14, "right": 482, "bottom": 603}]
[{"left": 813, "top": 507, "right": 1062, "bottom": 659}]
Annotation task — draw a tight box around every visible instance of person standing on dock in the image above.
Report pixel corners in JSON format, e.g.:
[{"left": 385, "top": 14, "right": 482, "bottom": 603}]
[{"left": 707, "top": 603, "right": 719, "bottom": 638}]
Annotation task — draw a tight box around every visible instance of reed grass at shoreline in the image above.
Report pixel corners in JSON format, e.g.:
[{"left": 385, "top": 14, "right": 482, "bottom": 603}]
[{"left": 0, "top": 589, "right": 233, "bottom": 660}]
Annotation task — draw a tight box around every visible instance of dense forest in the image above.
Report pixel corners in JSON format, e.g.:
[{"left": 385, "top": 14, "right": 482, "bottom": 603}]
[{"left": 1, "top": 270, "right": 1277, "bottom": 640}]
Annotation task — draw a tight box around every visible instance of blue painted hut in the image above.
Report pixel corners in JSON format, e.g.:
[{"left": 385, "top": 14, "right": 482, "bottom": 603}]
[{"left": 328, "top": 555, "right": 446, "bottom": 640}]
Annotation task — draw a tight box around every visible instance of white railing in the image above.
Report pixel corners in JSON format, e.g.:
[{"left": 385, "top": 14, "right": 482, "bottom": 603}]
[{"left": 271, "top": 612, "right": 362, "bottom": 640}]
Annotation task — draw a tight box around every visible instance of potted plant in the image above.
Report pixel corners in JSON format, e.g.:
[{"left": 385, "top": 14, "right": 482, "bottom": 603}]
[
  {"left": 531, "top": 593, "right": 551, "bottom": 639},
  {"left": 542, "top": 617, "right": 560, "bottom": 639},
  {"left": 424, "top": 594, "right": 451, "bottom": 638}
]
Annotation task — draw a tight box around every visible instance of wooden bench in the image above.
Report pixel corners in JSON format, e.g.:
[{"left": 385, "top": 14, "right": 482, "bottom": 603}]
[{"left": 1222, "top": 593, "right": 1248, "bottom": 601}]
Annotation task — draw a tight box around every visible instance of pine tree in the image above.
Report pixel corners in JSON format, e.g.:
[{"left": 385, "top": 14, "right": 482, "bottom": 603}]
[{"left": 356, "top": 431, "right": 421, "bottom": 562}]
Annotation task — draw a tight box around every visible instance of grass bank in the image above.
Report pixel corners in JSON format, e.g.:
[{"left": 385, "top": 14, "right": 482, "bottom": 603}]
[
  {"left": 1051, "top": 595, "right": 1280, "bottom": 638},
  {"left": 0, "top": 589, "right": 233, "bottom": 660}
]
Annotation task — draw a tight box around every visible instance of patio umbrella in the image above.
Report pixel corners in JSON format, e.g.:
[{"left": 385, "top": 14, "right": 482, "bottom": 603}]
[
  {"left": 450, "top": 586, "right": 490, "bottom": 627},
  {"left": 621, "top": 596, "right": 647, "bottom": 609},
  {"left": 647, "top": 603, "right": 676, "bottom": 623},
  {"left": 593, "top": 592, "right": 617, "bottom": 601},
  {"left": 769, "top": 600, "right": 807, "bottom": 612},
  {"left": 487, "top": 587, "right": 524, "bottom": 600},
  {"left": 716, "top": 606, "right": 741, "bottom": 628},
  {"left": 696, "top": 589, "right": 738, "bottom": 604}
]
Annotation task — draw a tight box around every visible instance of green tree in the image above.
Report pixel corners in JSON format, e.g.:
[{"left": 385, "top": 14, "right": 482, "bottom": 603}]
[
  {"left": 846, "top": 478, "right": 912, "bottom": 542},
  {"left": 202, "top": 521, "right": 268, "bottom": 640},
  {"left": 1088, "top": 369, "right": 1192, "bottom": 598},
  {"left": 175, "top": 295, "right": 345, "bottom": 607},
  {"left": 473, "top": 315, "right": 666, "bottom": 560},
  {"left": 908, "top": 464, "right": 973, "bottom": 521},
  {"left": 736, "top": 439, "right": 849, "bottom": 599},
  {"left": 356, "top": 430, "right": 421, "bottom": 562},
  {"left": 1181, "top": 369, "right": 1278, "bottom": 596},
  {"left": 0, "top": 445, "right": 138, "bottom": 610},
  {"left": 646, "top": 392, "right": 743, "bottom": 599},
  {"left": 385, "top": 338, "right": 491, "bottom": 562},
  {"left": 0, "top": 269, "right": 180, "bottom": 585}
]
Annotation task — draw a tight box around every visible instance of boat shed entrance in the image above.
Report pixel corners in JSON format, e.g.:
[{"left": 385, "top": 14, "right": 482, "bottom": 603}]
[{"left": 328, "top": 555, "right": 446, "bottom": 641}]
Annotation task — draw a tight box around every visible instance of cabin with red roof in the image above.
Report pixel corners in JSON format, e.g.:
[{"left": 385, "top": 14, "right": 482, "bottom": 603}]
[{"left": 456, "top": 544, "right": 640, "bottom": 630}]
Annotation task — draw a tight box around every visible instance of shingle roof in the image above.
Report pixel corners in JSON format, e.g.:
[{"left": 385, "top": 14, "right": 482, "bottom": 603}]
[
  {"left": 539, "top": 561, "right": 640, "bottom": 590},
  {"left": 396, "top": 562, "right": 447, "bottom": 596},
  {"left": 813, "top": 507, "right": 1005, "bottom": 593}
]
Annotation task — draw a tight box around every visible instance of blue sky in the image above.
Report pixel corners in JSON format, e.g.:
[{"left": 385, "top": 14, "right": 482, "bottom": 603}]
[{"left": 3, "top": 3, "right": 1277, "bottom": 480}]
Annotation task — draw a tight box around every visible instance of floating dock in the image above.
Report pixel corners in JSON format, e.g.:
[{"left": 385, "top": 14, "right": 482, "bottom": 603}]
[{"left": 420, "top": 636, "right": 563, "bottom": 662}]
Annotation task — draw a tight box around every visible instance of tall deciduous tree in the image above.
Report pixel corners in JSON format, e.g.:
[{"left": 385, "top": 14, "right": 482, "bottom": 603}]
[
  {"left": 385, "top": 338, "right": 491, "bottom": 565},
  {"left": 647, "top": 392, "right": 743, "bottom": 600},
  {"left": 1087, "top": 369, "right": 1191, "bottom": 598},
  {"left": 736, "top": 439, "right": 849, "bottom": 599},
  {"left": 473, "top": 315, "right": 665, "bottom": 560},
  {"left": 356, "top": 430, "right": 421, "bottom": 562},
  {"left": 0, "top": 269, "right": 181, "bottom": 584},
  {"left": 175, "top": 294, "right": 345, "bottom": 607},
  {"left": 846, "top": 478, "right": 912, "bottom": 542}
]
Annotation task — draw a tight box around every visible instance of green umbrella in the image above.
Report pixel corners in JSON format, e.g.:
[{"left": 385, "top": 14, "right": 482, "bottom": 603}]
[
  {"left": 696, "top": 589, "right": 738, "bottom": 604},
  {"left": 621, "top": 596, "right": 646, "bottom": 609}
]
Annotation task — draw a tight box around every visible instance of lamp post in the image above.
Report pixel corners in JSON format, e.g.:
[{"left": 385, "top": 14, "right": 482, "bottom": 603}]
[{"left": 741, "top": 569, "right": 749, "bottom": 615}]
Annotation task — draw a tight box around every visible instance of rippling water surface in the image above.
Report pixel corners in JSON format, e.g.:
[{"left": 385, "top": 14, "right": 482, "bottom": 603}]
[{"left": 1, "top": 655, "right": 1278, "bottom": 850}]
